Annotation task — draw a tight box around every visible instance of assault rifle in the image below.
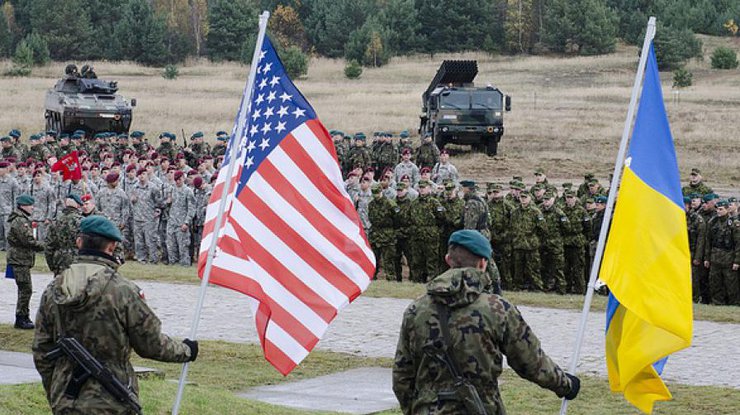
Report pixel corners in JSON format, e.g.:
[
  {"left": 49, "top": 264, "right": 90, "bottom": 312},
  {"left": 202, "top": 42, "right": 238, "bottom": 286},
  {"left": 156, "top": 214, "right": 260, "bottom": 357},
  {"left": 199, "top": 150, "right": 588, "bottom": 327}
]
[{"left": 45, "top": 337, "right": 142, "bottom": 415}]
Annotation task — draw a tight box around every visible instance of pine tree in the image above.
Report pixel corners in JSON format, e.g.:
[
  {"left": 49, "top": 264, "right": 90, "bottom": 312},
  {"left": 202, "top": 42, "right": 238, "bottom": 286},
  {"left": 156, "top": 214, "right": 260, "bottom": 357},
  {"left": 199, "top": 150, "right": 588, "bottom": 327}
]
[
  {"left": 207, "top": 0, "right": 258, "bottom": 61},
  {"left": 114, "top": 0, "right": 169, "bottom": 66},
  {"left": 504, "top": 0, "right": 534, "bottom": 53},
  {"left": 0, "top": 4, "right": 11, "bottom": 57},
  {"left": 305, "top": 0, "right": 372, "bottom": 58},
  {"left": 543, "top": 0, "right": 616, "bottom": 55},
  {"left": 29, "top": 0, "right": 93, "bottom": 60}
]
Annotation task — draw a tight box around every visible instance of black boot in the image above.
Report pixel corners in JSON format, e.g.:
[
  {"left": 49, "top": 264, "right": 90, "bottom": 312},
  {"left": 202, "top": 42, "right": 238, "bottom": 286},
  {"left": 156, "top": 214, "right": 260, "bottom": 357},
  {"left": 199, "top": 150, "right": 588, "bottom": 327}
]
[{"left": 14, "top": 315, "right": 34, "bottom": 330}]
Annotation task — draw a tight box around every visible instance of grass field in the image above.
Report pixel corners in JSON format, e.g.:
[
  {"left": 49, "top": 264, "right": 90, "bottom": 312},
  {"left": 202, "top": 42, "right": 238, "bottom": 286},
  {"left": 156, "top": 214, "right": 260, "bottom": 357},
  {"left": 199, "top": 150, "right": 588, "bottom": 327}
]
[
  {"left": 0, "top": 35, "right": 738, "bottom": 188},
  {"left": 1, "top": 325, "right": 738, "bottom": 415}
]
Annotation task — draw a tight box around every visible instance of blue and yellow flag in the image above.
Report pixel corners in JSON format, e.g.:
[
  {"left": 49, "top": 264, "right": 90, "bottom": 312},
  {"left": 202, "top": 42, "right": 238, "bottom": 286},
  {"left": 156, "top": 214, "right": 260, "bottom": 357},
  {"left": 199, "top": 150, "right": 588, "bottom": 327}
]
[{"left": 600, "top": 43, "right": 692, "bottom": 414}]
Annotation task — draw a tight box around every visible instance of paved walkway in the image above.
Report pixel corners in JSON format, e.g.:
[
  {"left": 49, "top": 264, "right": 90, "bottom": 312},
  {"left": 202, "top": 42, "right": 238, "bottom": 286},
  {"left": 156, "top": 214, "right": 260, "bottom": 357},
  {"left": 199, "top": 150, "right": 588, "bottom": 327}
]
[{"left": 2, "top": 274, "right": 739, "bottom": 389}]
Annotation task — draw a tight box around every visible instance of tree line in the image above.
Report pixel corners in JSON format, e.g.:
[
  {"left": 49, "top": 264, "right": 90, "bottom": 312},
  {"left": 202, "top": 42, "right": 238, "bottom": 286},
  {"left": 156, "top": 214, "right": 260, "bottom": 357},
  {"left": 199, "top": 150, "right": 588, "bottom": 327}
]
[{"left": 0, "top": 0, "right": 738, "bottom": 70}]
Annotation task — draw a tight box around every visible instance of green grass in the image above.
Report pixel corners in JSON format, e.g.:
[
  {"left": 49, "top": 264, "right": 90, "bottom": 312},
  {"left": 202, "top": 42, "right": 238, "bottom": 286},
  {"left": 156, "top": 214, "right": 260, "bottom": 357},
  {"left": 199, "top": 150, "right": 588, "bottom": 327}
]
[{"left": 2, "top": 324, "right": 738, "bottom": 415}]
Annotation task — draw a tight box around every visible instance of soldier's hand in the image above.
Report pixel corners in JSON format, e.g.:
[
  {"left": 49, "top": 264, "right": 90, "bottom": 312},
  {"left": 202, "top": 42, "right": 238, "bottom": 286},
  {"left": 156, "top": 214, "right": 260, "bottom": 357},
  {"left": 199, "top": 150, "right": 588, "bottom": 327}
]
[
  {"left": 564, "top": 373, "right": 580, "bottom": 400},
  {"left": 692, "top": 259, "right": 700, "bottom": 266},
  {"left": 183, "top": 339, "right": 198, "bottom": 362},
  {"left": 704, "top": 261, "right": 710, "bottom": 269},
  {"left": 733, "top": 263, "right": 739, "bottom": 271}
]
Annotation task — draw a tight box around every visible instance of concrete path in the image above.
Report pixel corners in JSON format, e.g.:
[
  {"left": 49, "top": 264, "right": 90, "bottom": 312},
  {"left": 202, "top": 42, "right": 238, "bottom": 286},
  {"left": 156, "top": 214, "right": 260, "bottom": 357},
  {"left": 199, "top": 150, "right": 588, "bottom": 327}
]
[{"left": 2, "top": 274, "right": 739, "bottom": 390}]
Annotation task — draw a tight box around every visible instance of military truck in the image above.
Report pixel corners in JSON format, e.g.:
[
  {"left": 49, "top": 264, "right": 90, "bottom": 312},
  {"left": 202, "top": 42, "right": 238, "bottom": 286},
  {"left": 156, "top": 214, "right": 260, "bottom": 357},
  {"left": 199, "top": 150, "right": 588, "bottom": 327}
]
[
  {"left": 419, "top": 60, "right": 510, "bottom": 156},
  {"left": 44, "top": 65, "right": 136, "bottom": 135}
]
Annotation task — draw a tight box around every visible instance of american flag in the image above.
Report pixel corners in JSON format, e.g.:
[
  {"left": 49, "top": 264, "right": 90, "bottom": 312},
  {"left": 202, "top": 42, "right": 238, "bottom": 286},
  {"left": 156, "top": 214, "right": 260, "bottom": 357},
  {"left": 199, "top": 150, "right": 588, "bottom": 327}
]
[{"left": 198, "top": 36, "right": 375, "bottom": 375}]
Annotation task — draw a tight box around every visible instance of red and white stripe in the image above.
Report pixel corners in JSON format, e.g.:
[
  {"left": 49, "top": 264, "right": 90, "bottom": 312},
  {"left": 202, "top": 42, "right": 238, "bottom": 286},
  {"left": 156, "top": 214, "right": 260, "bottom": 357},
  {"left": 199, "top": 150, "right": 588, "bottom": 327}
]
[{"left": 198, "top": 119, "right": 375, "bottom": 374}]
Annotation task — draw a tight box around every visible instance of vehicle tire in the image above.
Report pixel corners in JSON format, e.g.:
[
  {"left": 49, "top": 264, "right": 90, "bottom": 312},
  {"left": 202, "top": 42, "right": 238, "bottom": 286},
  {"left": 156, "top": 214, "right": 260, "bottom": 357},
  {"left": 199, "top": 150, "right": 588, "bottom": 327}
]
[
  {"left": 434, "top": 128, "right": 445, "bottom": 150},
  {"left": 486, "top": 138, "right": 499, "bottom": 156}
]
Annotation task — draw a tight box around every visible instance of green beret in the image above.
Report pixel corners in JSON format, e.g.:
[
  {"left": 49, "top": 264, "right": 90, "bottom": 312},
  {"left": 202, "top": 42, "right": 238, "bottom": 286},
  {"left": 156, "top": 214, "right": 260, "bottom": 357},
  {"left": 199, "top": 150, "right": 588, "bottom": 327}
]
[
  {"left": 716, "top": 199, "right": 729, "bottom": 208},
  {"left": 191, "top": 131, "right": 204, "bottom": 139},
  {"left": 373, "top": 131, "right": 380, "bottom": 137},
  {"left": 333, "top": 131, "right": 345, "bottom": 137},
  {"left": 29, "top": 134, "right": 41, "bottom": 141},
  {"left": 396, "top": 182, "right": 408, "bottom": 190},
  {"left": 16, "top": 194, "right": 35, "bottom": 206},
  {"left": 80, "top": 215, "right": 123, "bottom": 242},
  {"left": 66, "top": 193, "right": 83, "bottom": 205},
  {"left": 46, "top": 130, "right": 57, "bottom": 137},
  {"left": 0, "top": 136, "right": 10, "bottom": 142},
  {"left": 595, "top": 195, "right": 608, "bottom": 204},
  {"left": 73, "top": 129, "right": 85, "bottom": 136},
  {"left": 729, "top": 197, "right": 737, "bottom": 203},
  {"left": 703, "top": 193, "right": 718, "bottom": 202},
  {"left": 118, "top": 133, "right": 128, "bottom": 139},
  {"left": 448, "top": 230, "right": 492, "bottom": 259},
  {"left": 683, "top": 196, "right": 691, "bottom": 204},
  {"left": 459, "top": 180, "right": 476, "bottom": 189},
  {"left": 689, "top": 193, "right": 702, "bottom": 200},
  {"left": 418, "top": 179, "right": 431, "bottom": 188},
  {"left": 71, "top": 133, "right": 82, "bottom": 140},
  {"left": 399, "top": 130, "right": 409, "bottom": 138},
  {"left": 354, "top": 132, "right": 366, "bottom": 140},
  {"left": 216, "top": 130, "right": 228, "bottom": 136},
  {"left": 690, "top": 168, "right": 701, "bottom": 175},
  {"left": 60, "top": 133, "right": 69, "bottom": 139}
]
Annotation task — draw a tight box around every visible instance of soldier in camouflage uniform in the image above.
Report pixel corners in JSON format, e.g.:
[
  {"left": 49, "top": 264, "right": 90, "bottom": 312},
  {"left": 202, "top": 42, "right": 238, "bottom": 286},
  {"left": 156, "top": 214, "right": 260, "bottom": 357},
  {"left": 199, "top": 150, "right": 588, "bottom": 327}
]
[
  {"left": 368, "top": 183, "right": 398, "bottom": 281},
  {"left": 0, "top": 161, "right": 21, "bottom": 250},
  {"left": 562, "top": 191, "right": 590, "bottom": 294},
  {"left": 45, "top": 194, "right": 84, "bottom": 276},
  {"left": 438, "top": 182, "right": 464, "bottom": 271},
  {"left": 167, "top": 171, "right": 196, "bottom": 266},
  {"left": 331, "top": 131, "right": 349, "bottom": 176},
  {"left": 374, "top": 133, "right": 399, "bottom": 181},
  {"left": 96, "top": 172, "right": 130, "bottom": 231},
  {"left": 130, "top": 131, "right": 151, "bottom": 156},
  {"left": 347, "top": 133, "right": 372, "bottom": 172},
  {"left": 685, "top": 196, "right": 707, "bottom": 303},
  {"left": 8, "top": 195, "right": 45, "bottom": 329},
  {"left": 460, "top": 181, "right": 489, "bottom": 239},
  {"left": 703, "top": 200, "right": 740, "bottom": 305},
  {"left": 57, "top": 133, "right": 77, "bottom": 157},
  {"left": 532, "top": 168, "right": 558, "bottom": 195},
  {"left": 45, "top": 131, "right": 61, "bottom": 158},
  {"left": 1, "top": 135, "right": 21, "bottom": 159},
  {"left": 394, "top": 148, "right": 420, "bottom": 187},
  {"left": 431, "top": 149, "right": 458, "bottom": 186},
  {"left": 27, "top": 134, "right": 52, "bottom": 161},
  {"left": 211, "top": 132, "right": 228, "bottom": 158},
  {"left": 131, "top": 168, "right": 162, "bottom": 263},
  {"left": 408, "top": 180, "right": 444, "bottom": 283},
  {"left": 414, "top": 132, "right": 439, "bottom": 170},
  {"left": 156, "top": 132, "right": 178, "bottom": 161},
  {"left": 184, "top": 131, "right": 211, "bottom": 168},
  {"left": 32, "top": 215, "right": 197, "bottom": 414},
  {"left": 191, "top": 176, "right": 210, "bottom": 262},
  {"left": 394, "top": 182, "right": 414, "bottom": 280},
  {"left": 397, "top": 130, "right": 413, "bottom": 154},
  {"left": 393, "top": 230, "right": 580, "bottom": 415},
  {"left": 29, "top": 170, "right": 55, "bottom": 242},
  {"left": 487, "top": 183, "right": 513, "bottom": 290},
  {"left": 355, "top": 177, "right": 373, "bottom": 236},
  {"left": 539, "top": 192, "right": 569, "bottom": 294},
  {"left": 682, "top": 168, "right": 713, "bottom": 197},
  {"left": 510, "top": 192, "right": 545, "bottom": 291}
]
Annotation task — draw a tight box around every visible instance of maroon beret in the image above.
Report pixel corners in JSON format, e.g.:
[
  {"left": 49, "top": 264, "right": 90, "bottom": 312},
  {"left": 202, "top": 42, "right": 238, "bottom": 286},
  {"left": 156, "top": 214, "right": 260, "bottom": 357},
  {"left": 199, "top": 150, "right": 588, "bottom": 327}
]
[
  {"left": 174, "top": 170, "right": 184, "bottom": 180},
  {"left": 136, "top": 167, "right": 147, "bottom": 176},
  {"left": 193, "top": 176, "right": 204, "bottom": 188},
  {"left": 126, "top": 164, "right": 137, "bottom": 173},
  {"left": 105, "top": 172, "right": 119, "bottom": 183}
]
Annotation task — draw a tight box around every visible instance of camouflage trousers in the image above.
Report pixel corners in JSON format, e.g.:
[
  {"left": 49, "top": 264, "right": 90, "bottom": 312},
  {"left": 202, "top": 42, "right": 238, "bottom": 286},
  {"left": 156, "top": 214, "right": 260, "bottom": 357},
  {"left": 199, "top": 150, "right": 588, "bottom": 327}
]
[
  {"left": 511, "top": 248, "right": 543, "bottom": 291},
  {"left": 124, "top": 218, "right": 135, "bottom": 258},
  {"left": 13, "top": 266, "right": 32, "bottom": 317},
  {"left": 491, "top": 240, "right": 510, "bottom": 291},
  {"left": 394, "top": 237, "right": 413, "bottom": 281},
  {"left": 564, "top": 245, "right": 586, "bottom": 294},
  {"left": 134, "top": 221, "right": 159, "bottom": 263},
  {"left": 692, "top": 262, "right": 711, "bottom": 304},
  {"left": 541, "top": 247, "right": 566, "bottom": 294},
  {"left": 166, "top": 226, "right": 192, "bottom": 266},
  {"left": 191, "top": 225, "right": 204, "bottom": 263},
  {"left": 372, "top": 243, "right": 397, "bottom": 281},
  {"left": 159, "top": 219, "right": 169, "bottom": 264},
  {"left": 708, "top": 249, "right": 739, "bottom": 306},
  {"left": 410, "top": 232, "right": 439, "bottom": 283},
  {"left": 0, "top": 214, "right": 8, "bottom": 250}
]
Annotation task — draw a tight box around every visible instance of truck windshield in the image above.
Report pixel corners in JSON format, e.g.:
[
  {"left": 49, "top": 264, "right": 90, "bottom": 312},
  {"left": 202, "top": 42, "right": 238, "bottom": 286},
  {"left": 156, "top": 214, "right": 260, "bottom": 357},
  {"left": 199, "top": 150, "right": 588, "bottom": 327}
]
[
  {"left": 471, "top": 90, "right": 502, "bottom": 110},
  {"left": 439, "top": 91, "right": 470, "bottom": 110}
]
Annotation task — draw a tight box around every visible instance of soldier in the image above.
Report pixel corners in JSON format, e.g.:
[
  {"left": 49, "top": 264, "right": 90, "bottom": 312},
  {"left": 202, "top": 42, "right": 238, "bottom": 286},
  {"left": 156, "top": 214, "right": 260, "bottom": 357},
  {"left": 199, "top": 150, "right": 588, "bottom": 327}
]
[
  {"left": 397, "top": 130, "right": 413, "bottom": 155},
  {"left": 32, "top": 215, "right": 197, "bottom": 414},
  {"left": 394, "top": 182, "right": 414, "bottom": 280},
  {"left": 184, "top": 131, "right": 211, "bottom": 168},
  {"left": 130, "top": 131, "right": 151, "bottom": 156},
  {"left": 97, "top": 172, "right": 130, "bottom": 232},
  {"left": 0, "top": 161, "right": 21, "bottom": 250},
  {"left": 368, "top": 183, "right": 398, "bottom": 281},
  {"left": 191, "top": 176, "right": 210, "bottom": 262},
  {"left": 408, "top": 180, "right": 444, "bottom": 283},
  {"left": 379, "top": 168, "right": 396, "bottom": 200},
  {"left": 685, "top": 196, "right": 707, "bottom": 303},
  {"left": 414, "top": 132, "right": 440, "bottom": 170},
  {"left": 394, "top": 148, "right": 420, "bottom": 187},
  {"left": 703, "top": 200, "right": 739, "bottom": 305},
  {"left": 27, "top": 134, "right": 52, "bottom": 162},
  {"left": 373, "top": 132, "right": 399, "bottom": 180},
  {"left": 459, "top": 180, "right": 490, "bottom": 239},
  {"left": 45, "top": 130, "right": 61, "bottom": 157},
  {"left": 431, "top": 149, "right": 458, "bottom": 185},
  {"left": 57, "top": 133, "right": 76, "bottom": 157},
  {"left": 682, "top": 168, "right": 713, "bottom": 196},
  {"left": 576, "top": 173, "right": 594, "bottom": 198},
  {"left": 331, "top": 131, "right": 349, "bottom": 175},
  {"left": 9, "top": 129, "right": 28, "bottom": 159},
  {"left": 29, "top": 170, "right": 55, "bottom": 242},
  {"left": 393, "top": 230, "right": 580, "bottom": 415},
  {"left": 156, "top": 132, "right": 178, "bottom": 161},
  {"left": 438, "top": 181, "right": 464, "bottom": 271},
  {"left": 1, "top": 135, "right": 21, "bottom": 159},
  {"left": 510, "top": 192, "right": 545, "bottom": 291},
  {"left": 581, "top": 178, "right": 606, "bottom": 204},
  {"left": 166, "top": 171, "right": 196, "bottom": 266},
  {"left": 16, "top": 162, "right": 31, "bottom": 194},
  {"left": 355, "top": 177, "right": 373, "bottom": 236},
  {"left": 532, "top": 167, "right": 558, "bottom": 194},
  {"left": 347, "top": 133, "right": 372, "bottom": 172},
  {"left": 540, "top": 192, "right": 569, "bottom": 294},
  {"left": 487, "top": 183, "right": 513, "bottom": 289},
  {"left": 700, "top": 193, "right": 718, "bottom": 223},
  {"left": 8, "top": 194, "right": 45, "bottom": 329},
  {"left": 562, "top": 190, "right": 590, "bottom": 294},
  {"left": 131, "top": 168, "right": 162, "bottom": 264},
  {"left": 211, "top": 131, "right": 229, "bottom": 158},
  {"left": 44, "top": 194, "right": 83, "bottom": 275}
]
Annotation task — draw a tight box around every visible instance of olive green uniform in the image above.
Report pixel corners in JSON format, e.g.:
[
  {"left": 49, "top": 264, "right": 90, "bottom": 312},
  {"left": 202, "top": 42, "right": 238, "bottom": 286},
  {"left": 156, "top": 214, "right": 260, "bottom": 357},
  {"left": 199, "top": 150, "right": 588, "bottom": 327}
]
[
  {"left": 540, "top": 204, "right": 570, "bottom": 294},
  {"left": 408, "top": 193, "right": 444, "bottom": 283},
  {"left": 368, "top": 194, "right": 398, "bottom": 281},
  {"left": 8, "top": 208, "right": 45, "bottom": 319},
  {"left": 562, "top": 204, "right": 590, "bottom": 294},
  {"left": 509, "top": 203, "right": 545, "bottom": 291},
  {"left": 44, "top": 206, "right": 82, "bottom": 275},
  {"left": 686, "top": 210, "right": 706, "bottom": 303},
  {"left": 704, "top": 215, "right": 740, "bottom": 305}
]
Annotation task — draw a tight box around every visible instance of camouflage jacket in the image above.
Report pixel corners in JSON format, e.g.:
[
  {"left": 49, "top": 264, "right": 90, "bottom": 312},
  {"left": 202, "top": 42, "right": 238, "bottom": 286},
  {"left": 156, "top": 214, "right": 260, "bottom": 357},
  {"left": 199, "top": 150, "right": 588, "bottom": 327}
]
[
  {"left": 540, "top": 205, "right": 570, "bottom": 251},
  {"left": 16, "top": 175, "right": 31, "bottom": 195},
  {"left": 156, "top": 142, "right": 178, "bottom": 161},
  {"left": 374, "top": 141, "right": 399, "bottom": 169},
  {"left": 431, "top": 162, "right": 458, "bottom": 185},
  {"left": 439, "top": 196, "right": 464, "bottom": 236},
  {"left": 0, "top": 175, "right": 20, "bottom": 215},
  {"left": 192, "top": 186, "right": 211, "bottom": 227},
  {"left": 185, "top": 142, "right": 211, "bottom": 167},
  {"left": 210, "top": 143, "right": 227, "bottom": 158},
  {"left": 408, "top": 194, "right": 444, "bottom": 240},
  {"left": 686, "top": 210, "right": 706, "bottom": 261},
  {"left": 0, "top": 145, "right": 21, "bottom": 160},
  {"left": 32, "top": 253, "right": 192, "bottom": 414},
  {"left": 488, "top": 198, "right": 513, "bottom": 245},
  {"left": 510, "top": 204, "right": 545, "bottom": 250},
  {"left": 395, "top": 195, "right": 414, "bottom": 239},
  {"left": 7, "top": 208, "right": 45, "bottom": 267},
  {"left": 27, "top": 144, "right": 51, "bottom": 162},
  {"left": 130, "top": 181, "right": 162, "bottom": 223},
  {"left": 368, "top": 195, "right": 398, "bottom": 246},
  {"left": 97, "top": 186, "right": 131, "bottom": 227},
  {"left": 682, "top": 181, "right": 713, "bottom": 197},
  {"left": 355, "top": 188, "right": 372, "bottom": 232},
  {"left": 705, "top": 215, "right": 740, "bottom": 263},
  {"left": 462, "top": 193, "right": 490, "bottom": 238},
  {"left": 167, "top": 184, "right": 196, "bottom": 228},
  {"left": 561, "top": 204, "right": 590, "bottom": 247},
  {"left": 44, "top": 207, "right": 83, "bottom": 274},
  {"left": 347, "top": 146, "right": 372, "bottom": 170},
  {"left": 58, "top": 143, "right": 77, "bottom": 158},
  {"left": 393, "top": 267, "right": 574, "bottom": 415},
  {"left": 394, "top": 161, "right": 420, "bottom": 186},
  {"left": 29, "top": 182, "right": 56, "bottom": 222},
  {"left": 414, "top": 142, "right": 439, "bottom": 170}
]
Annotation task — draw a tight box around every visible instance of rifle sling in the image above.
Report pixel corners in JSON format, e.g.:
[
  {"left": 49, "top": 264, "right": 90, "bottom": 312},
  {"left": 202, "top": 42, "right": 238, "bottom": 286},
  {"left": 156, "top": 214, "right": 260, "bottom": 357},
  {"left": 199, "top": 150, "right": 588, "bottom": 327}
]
[{"left": 435, "top": 302, "right": 463, "bottom": 379}]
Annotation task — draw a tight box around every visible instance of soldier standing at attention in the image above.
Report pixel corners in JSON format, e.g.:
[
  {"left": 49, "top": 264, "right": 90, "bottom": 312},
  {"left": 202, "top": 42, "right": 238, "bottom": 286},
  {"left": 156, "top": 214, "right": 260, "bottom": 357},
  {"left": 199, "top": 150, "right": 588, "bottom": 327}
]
[
  {"left": 1, "top": 135, "right": 21, "bottom": 159},
  {"left": 166, "top": 171, "right": 196, "bottom": 266},
  {"left": 368, "top": 183, "right": 398, "bottom": 281},
  {"left": 29, "top": 169, "right": 55, "bottom": 243},
  {"left": 414, "top": 132, "right": 439, "bottom": 170},
  {"left": 374, "top": 132, "right": 399, "bottom": 181},
  {"left": 703, "top": 200, "right": 740, "bottom": 305},
  {"left": 9, "top": 194, "right": 45, "bottom": 329},
  {"left": 394, "top": 182, "right": 414, "bottom": 281},
  {"left": 131, "top": 168, "right": 162, "bottom": 264},
  {"left": 510, "top": 192, "right": 545, "bottom": 291},
  {"left": 44, "top": 194, "right": 83, "bottom": 276},
  {"left": 331, "top": 131, "right": 348, "bottom": 176},
  {"left": 211, "top": 132, "right": 229, "bottom": 158},
  {"left": 562, "top": 190, "right": 590, "bottom": 294},
  {"left": 682, "top": 168, "right": 713, "bottom": 197},
  {"left": 438, "top": 182, "right": 464, "bottom": 271},
  {"left": 393, "top": 230, "right": 580, "bottom": 414},
  {"left": 0, "top": 161, "right": 20, "bottom": 250},
  {"left": 431, "top": 149, "right": 458, "bottom": 186},
  {"left": 685, "top": 196, "right": 707, "bottom": 303},
  {"left": 394, "top": 148, "right": 420, "bottom": 188},
  {"left": 32, "top": 215, "right": 198, "bottom": 413},
  {"left": 347, "top": 133, "right": 372, "bottom": 172},
  {"left": 539, "top": 191, "right": 569, "bottom": 294},
  {"left": 459, "top": 180, "right": 490, "bottom": 239},
  {"left": 408, "top": 180, "right": 444, "bottom": 283},
  {"left": 487, "top": 183, "right": 513, "bottom": 290}
]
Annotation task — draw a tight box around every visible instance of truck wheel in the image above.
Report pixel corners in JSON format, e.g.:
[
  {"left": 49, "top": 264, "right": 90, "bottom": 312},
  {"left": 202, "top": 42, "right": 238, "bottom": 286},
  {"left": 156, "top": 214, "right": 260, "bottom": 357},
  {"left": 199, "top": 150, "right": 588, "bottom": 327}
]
[
  {"left": 486, "top": 138, "right": 499, "bottom": 156},
  {"left": 434, "top": 132, "right": 445, "bottom": 150}
]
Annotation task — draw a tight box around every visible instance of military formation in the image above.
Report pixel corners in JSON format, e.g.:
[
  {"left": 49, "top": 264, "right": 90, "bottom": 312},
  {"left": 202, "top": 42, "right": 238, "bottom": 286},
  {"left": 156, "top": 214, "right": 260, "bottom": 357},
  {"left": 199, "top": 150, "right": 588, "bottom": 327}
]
[{"left": 337, "top": 130, "right": 739, "bottom": 305}]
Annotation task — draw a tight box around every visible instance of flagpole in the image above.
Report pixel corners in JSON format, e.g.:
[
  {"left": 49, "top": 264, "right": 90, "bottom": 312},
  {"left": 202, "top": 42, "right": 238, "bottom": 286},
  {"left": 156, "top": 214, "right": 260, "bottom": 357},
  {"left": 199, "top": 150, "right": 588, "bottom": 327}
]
[
  {"left": 559, "top": 16, "right": 656, "bottom": 415},
  {"left": 171, "top": 11, "right": 270, "bottom": 414}
]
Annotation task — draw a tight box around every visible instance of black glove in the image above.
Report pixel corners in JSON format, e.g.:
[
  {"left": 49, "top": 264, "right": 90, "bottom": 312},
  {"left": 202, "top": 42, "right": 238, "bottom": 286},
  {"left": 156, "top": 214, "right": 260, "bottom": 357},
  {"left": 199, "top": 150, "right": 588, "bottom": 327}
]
[
  {"left": 564, "top": 373, "right": 580, "bottom": 400},
  {"left": 183, "top": 339, "right": 199, "bottom": 362}
]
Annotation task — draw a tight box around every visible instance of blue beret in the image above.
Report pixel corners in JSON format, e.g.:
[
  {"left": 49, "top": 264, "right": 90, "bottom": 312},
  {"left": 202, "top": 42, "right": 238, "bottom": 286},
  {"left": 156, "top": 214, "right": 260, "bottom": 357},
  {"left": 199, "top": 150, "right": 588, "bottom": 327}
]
[
  {"left": 118, "top": 133, "right": 128, "bottom": 139},
  {"left": 16, "top": 194, "right": 35, "bottom": 206},
  {"left": 30, "top": 134, "right": 41, "bottom": 141},
  {"left": 191, "top": 131, "right": 204, "bottom": 139},
  {"left": 683, "top": 196, "right": 691, "bottom": 204},
  {"left": 448, "top": 230, "right": 492, "bottom": 259},
  {"left": 399, "top": 130, "right": 409, "bottom": 138},
  {"left": 66, "top": 193, "right": 83, "bottom": 205},
  {"left": 74, "top": 130, "right": 85, "bottom": 135},
  {"left": 80, "top": 215, "right": 122, "bottom": 242},
  {"left": 459, "top": 180, "right": 476, "bottom": 188},
  {"left": 130, "top": 131, "right": 144, "bottom": 138},
  {"left": 9, "top": 129, "right": 21, "bottom": 138},
  {"left": 71, "top": 133, "right": 82, "bottom": 139},
  {"left": 0, "top": 136, "right": 10, "bottom": 142},
  {"left": 703, "top": 193, "right": 718, "bottom": 202},
  {"left": 595, "top": 195, "right": 608, "bottom": 203},
  {"left": 216, "top": 130, "right": 228, "bottom": 136}
]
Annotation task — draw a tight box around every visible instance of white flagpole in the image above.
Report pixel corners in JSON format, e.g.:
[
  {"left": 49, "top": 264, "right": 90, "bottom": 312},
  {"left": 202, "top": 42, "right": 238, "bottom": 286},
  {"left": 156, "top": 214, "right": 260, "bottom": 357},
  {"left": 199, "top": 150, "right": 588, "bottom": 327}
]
[
  {"left": 171, "top": 11, "right": 270, "bottom": 414},
  {"left": 559, "top": 16, "right": 656, "bottom": 415}
]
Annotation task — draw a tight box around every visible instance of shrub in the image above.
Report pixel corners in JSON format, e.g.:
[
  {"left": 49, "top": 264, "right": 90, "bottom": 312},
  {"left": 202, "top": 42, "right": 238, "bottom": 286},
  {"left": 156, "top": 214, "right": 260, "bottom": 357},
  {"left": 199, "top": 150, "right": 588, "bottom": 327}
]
[
  {"left": 7, "top": 41, "right": 33, "bottom": 77},
  {"left": 672, "top": 67, "right": 692, "bottom": 88},
  {"left": 162, "top": 64, "right": 179, "bottom": 80},
  {"left": 344, "top": 60, "right": 362, "bottom": 79},
  {"left": 279, "top": 46, "right": 308, "bottom": 79},
  {"left": 710, "top": 46, "right": 739, "bottom": 70}
]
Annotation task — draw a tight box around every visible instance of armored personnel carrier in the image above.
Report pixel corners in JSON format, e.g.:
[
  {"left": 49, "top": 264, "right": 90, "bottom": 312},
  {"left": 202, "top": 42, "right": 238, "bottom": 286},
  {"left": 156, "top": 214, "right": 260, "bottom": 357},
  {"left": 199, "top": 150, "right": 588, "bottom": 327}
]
[
  {"left": 44, "top": 64, "right": 136, "bottom": 135},
  {"left": 419, "top": 60, "right": 510, "bottom": 156}
]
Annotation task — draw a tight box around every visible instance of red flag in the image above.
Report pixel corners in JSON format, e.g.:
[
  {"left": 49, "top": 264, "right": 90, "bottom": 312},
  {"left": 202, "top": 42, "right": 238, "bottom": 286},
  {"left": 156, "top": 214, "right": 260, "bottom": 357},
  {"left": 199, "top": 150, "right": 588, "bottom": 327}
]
[
  {"left": 198, "top": 36, "right": 375, "bottom": 375},
  {"left": 51, "top": 151, "right": 82, "bottom": 181}
]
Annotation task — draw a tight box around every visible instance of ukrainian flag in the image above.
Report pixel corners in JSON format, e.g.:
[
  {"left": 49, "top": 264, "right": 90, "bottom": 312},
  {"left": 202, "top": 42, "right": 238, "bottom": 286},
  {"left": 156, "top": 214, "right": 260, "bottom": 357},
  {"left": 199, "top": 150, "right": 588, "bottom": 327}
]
[{"left": 600, "top": 43, "right": 692, "bottom": 414}]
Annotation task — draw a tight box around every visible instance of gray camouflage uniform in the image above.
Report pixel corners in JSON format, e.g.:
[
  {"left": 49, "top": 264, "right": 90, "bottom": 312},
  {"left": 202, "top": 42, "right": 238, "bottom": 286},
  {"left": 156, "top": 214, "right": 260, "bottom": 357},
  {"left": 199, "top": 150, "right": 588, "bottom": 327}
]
[
  {"left": 131, "top": 181, "right": 162, "bottom": 263},
  {"left": 0, "top": 175, "right": 20, "bottom": 249},
  {"left": 166, "top": 184, "right": 196, "bottom": 266},
  {"left": 29, "top": 181, "right": 55, "bottom": 242}
]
